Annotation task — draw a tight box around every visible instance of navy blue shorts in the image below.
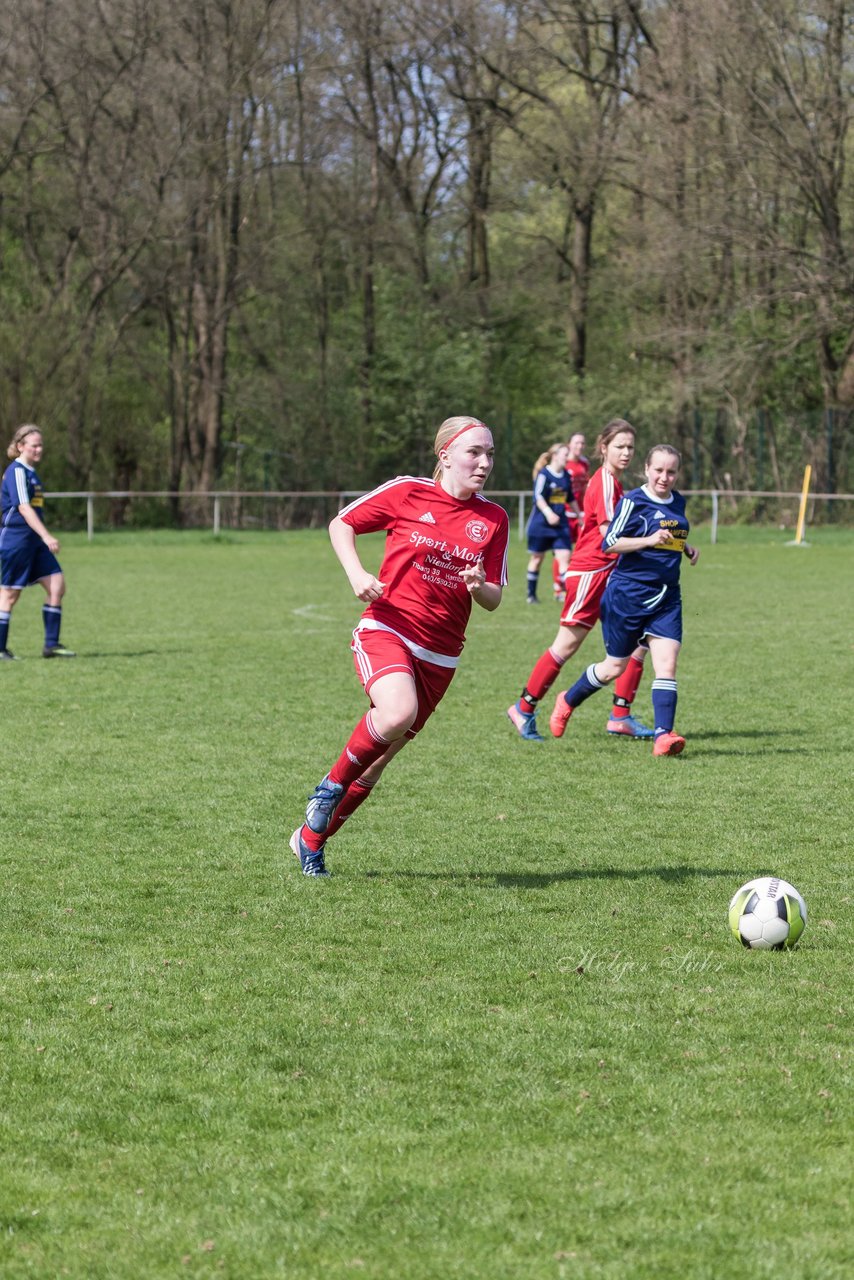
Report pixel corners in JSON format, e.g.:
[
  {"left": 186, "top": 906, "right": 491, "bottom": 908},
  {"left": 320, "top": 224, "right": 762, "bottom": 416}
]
[
  {"left": 601, "top": 580, "right": 683, "bottom": 657},
  {"left": 527, "top": 515, "right": 573, "bottom": 555},
  {"left": 0, "top": 530, "right": 62, "bottom": 588}
]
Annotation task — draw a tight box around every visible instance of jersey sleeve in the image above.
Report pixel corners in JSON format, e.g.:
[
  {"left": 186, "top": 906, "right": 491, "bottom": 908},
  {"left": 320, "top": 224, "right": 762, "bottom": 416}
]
[
  {"left": 584, "top": 469, "right": 612, "bottom": 529},
  {"left": 338, "top": 476, "right": 409, "bottom": 534},
  {"left": 602, "top": 494, "right": 642, "bottom": 550},
  {"left": 482, "top": 507, "right": 510, "bottom": 585},
  {"left": 13, "top": 465, "right": 30, "bottom": 507}
]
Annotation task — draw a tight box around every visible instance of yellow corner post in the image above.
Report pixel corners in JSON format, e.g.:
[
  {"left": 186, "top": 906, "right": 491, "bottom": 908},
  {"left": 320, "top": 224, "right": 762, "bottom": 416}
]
[{"left": 793, "top": 464, "right": 811, "bottom": 545}]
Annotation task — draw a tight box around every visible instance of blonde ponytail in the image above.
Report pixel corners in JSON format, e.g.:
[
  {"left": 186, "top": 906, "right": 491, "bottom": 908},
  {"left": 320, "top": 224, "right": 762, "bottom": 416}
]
[{"left": 7, "top": 424, "right": 41, "bottom": 460}]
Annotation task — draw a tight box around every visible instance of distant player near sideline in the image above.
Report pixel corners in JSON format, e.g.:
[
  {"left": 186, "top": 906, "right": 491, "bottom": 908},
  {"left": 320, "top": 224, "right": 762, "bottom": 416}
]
[
  {"left": 552, "top": 431, "right": 590, "bottom": 600},
  {"left": 548, "top": 443, "right": 699, "bottom": 757},
  {"left": 507, "top": 419, "right": 653, "bottom": 742},
  {"left": 565, "top": 431, "right": 590, "bottom": 540},
  {"left": 290, "top": 416, "right": 509, "bottom": 876},
  {"left": 0, "top": 424, "right": 76, "bottom": 660},
  {"left": 525, "top": 443, "right": 580, "bottom": 604}
]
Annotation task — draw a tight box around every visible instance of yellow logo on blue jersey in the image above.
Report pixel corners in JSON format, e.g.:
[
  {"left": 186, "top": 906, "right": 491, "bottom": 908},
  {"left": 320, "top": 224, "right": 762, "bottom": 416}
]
[{"left": 656, "top": 519, "right": 687, "bottom": 552}]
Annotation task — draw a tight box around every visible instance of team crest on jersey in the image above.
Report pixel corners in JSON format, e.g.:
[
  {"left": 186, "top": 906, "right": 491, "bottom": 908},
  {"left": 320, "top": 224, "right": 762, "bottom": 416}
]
[{"left": 465, "top": 518, "right": 489, "bottom": 543}]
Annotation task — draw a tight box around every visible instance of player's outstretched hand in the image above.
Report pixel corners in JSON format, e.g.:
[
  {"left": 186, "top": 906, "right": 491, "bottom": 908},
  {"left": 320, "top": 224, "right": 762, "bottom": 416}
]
[{"left": 459, "top": 558, "right": 486, "bottom": 594}]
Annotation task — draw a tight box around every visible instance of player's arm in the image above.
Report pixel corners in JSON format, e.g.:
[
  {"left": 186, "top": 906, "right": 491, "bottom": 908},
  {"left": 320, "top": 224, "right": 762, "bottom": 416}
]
[
  {"left": 328, "top": 514, "right": 385, "bottom": 602},
  {"left": 565, "top": 476, "right": 582, "bottom": 522},
  {"left": 533, "top": 475, "right": 560, "bottom": 525},
  {"left": 606, "top": 529, "right": 672, "bottom": 554},
  {"left": 18, "top": 500, "right": 59, "bottom": 553},
  {"left": 459, "top": 559, "right": 502, "bottom": 611},
  {"left": 684, "top": 544, "right": 700, "bottom": 565},
  {"left": 602, "top": 498, "right": 670, "bottom": 555}
]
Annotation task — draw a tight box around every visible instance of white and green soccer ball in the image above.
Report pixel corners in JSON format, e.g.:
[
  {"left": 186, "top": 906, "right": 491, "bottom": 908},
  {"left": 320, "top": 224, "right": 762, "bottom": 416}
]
[{"left": 728, "top": 877, "right": 807, "bottom": 950}]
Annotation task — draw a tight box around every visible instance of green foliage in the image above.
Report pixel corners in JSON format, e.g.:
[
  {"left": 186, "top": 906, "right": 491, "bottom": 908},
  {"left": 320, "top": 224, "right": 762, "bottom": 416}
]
[
  {"left": 1, "top": 0, "right": 853, "bottom": 500},
  {"left": 0, "top": 528, "right": 850, "bottom": 1278}
]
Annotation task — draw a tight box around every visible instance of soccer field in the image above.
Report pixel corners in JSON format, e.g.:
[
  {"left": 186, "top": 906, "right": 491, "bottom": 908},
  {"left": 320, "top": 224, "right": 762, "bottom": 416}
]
[{"left": 1, "top": 527, "right": 851, "bottom": 1279}]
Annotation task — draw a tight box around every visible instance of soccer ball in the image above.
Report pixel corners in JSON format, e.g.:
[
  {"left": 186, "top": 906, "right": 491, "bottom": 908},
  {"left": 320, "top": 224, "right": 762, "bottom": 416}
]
[{"left": 728, "top": 876, "right": 807, "bottom": 950}]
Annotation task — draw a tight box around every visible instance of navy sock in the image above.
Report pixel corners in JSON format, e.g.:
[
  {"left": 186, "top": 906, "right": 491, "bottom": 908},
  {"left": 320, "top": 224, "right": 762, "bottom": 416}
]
[
  {"left": 43, "top": 605, "right": 62, "bottom": 648},
  {"left": 526, "top": 571, "right": 540, "bottom": 599},
  {"left": 565, "top": 664, "right": 607, "bottom": 709},
  {"left": 0, "top": 610, "right": 10, "bottom": 651},
  {"left": 652, "top": 679, "right": 677, "bottom": 735}
]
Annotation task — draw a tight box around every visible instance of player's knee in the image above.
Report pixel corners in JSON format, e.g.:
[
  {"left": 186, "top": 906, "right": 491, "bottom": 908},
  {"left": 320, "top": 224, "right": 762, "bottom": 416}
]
[
  {"left": 372, "top": 700, "right": 418, "bottom": 739},
  {"left": 598, "top": 657, "right": 626, "bottom": 682}
]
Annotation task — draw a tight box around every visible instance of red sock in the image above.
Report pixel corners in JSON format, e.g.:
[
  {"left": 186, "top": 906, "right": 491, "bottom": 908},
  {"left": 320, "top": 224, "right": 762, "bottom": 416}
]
[
  {"left": 301, "top": 824, "right": 326, "bottom": 853},
  {"left": 519, "top": 647, "right": 565, "bottom": 713},
  {"left": 324, "top": 778, "right": 375, "bottom": 840},
  {"left": 552, "top": 558, "right": 561, "bottom": 587},
  {"left": 328, "top": 711, "right": 390, "bottom": 788},
  {"left": 611, "top": 655, "right": 645, "bottom": 718}
]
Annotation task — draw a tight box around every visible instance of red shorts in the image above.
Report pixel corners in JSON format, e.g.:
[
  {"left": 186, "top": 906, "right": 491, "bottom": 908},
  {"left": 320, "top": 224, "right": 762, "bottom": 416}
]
[
  {"left": 559, "top": 569, "right": 610, "bottom": 630},
  {"left": 351, "top": 626, "right": 456, "bottom": 738}
]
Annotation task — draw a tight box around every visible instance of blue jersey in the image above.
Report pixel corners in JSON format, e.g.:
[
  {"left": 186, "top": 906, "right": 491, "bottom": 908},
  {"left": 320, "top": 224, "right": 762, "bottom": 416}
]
[
  {"left": 1, "top": 460, "right": 44, "bottom": 533},
  {"left": 603, "top": 485, "right": 689, "bottom": 590},
  {"left": 528, "top": 466, "right": 573, "bottom": 535}
]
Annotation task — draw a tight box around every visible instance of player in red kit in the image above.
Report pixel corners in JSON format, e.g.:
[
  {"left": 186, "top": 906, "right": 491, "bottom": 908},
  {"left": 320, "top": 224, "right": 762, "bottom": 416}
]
[
  {"left": 291, "top": 416, "right": 509, "bottom": 875},
  {"left": 565, "top": 432, "right": 590, "bottom": 538},
  {"left": 552, "top": 431, "right": 590, "bottom": 600},
  {"left": 507, "top": 419, "right": 652, "bottom": 742}
]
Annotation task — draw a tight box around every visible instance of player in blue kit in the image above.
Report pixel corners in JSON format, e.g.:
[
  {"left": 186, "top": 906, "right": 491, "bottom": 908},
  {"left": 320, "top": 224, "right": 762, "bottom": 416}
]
[
  {"left": 0, "top": 424, "right": 75, "bottom": 660},
  {"left": 525, "top": 443, "right": 580, "bottom": 603},
  {"left": 549, "top": 444, "right": 699, "bottom": 756}
]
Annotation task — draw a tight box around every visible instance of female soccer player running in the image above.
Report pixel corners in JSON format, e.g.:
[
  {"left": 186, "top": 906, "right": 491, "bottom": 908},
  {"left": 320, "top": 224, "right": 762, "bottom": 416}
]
[
  {"left": 0, "top": 424, "right": 75, "bottom": 660},
  {"left": 507, "top": 419, "right": 652, "bottom": 742},
  {"left": 291, "top": 417, "right": 509, "bottom": 876},
  {"left": 548, "top": 444, "right": 699, "bottom": 757}
]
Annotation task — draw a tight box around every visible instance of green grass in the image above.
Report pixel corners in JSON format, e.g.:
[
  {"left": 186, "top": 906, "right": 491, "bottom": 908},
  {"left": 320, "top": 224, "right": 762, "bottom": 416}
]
[{"left": 0, "top": 527, "right": 850, "bottom": 1279}]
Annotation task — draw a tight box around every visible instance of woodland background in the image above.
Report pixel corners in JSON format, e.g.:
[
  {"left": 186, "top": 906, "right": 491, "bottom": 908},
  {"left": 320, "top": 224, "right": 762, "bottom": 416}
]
[{"left": 0, "top": 0, "right": 852, "bottom": 512}]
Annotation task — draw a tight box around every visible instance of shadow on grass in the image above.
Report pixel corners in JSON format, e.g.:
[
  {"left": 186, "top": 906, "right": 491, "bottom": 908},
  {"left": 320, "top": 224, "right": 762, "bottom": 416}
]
[
  {"left": 688, "top": 729, "right": 792, "bottom": 740},
  {"left": 365, "top": 865, "right": 741, "bottom": 890},
  {"left": 74, "top": 649, "right": 184, "bottom": 659},
  {"left": 692, "top": 744, "right": 844, "bottom": 758},
  {"left": 686, "top": 732, "right": 788, "bottom": 742}
]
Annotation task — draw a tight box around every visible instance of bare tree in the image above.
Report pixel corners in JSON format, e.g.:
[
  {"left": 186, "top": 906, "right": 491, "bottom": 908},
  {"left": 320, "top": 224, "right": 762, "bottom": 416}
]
[
  {"left": 718, "top": 0, "right": 854, "bottom": 409},
  {"left": 0, "top": 0, "right": 162, "bottom": 479},
  {"left": 513, "top": 1, "right": 653, "bottom": 379}
]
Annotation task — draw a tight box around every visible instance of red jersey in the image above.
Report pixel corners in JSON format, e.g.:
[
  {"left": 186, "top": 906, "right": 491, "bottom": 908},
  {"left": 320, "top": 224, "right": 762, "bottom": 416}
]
[
  {"left": 566, "top": 456, "right": 590, "bottom": 518},
  {"left": 339, "top": 476, "right": 509, "bottom": 660},
  {"left": 568, "top": 465, "right": 623, "bottom": 574}
]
